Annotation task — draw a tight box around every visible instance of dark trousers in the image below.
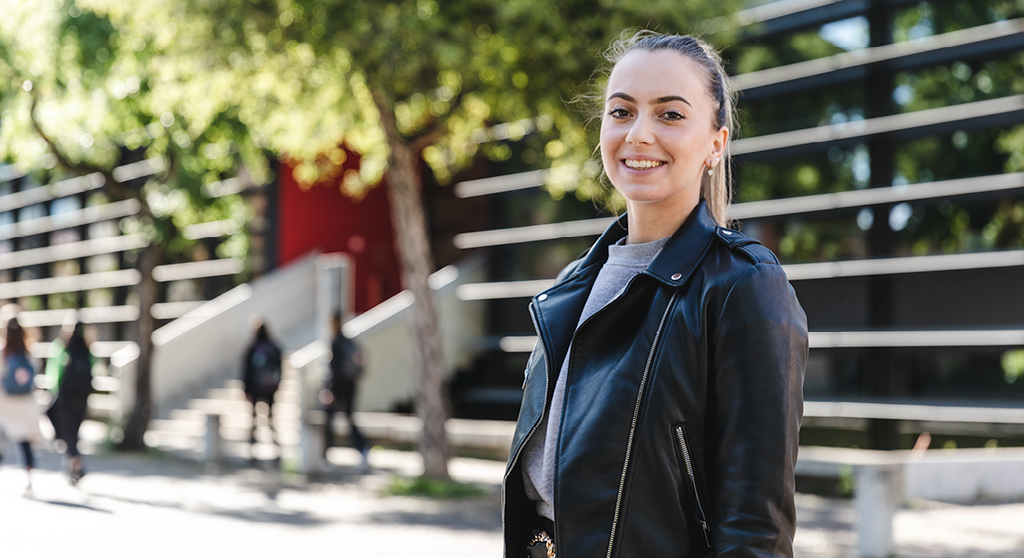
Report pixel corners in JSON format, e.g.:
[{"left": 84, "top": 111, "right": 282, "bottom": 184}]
[
  {"left": 49, "top": 393, "right": 88, "bottom": 458},
  {"left": 324, "top": 380, "right": 366, "bottom": 454},
  {"left": 248, "top": 393, "right": 277, "bottom": 446},
  {"left": 0, "top": 439, "right": 33, "bottom": 468},
  {"left": 21, "top": 441, "right": 34, "bottom": 469}
]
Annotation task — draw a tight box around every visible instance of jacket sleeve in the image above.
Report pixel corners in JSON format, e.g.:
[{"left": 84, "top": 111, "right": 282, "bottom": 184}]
[{"left": 709, "top": 263, "right": 807, "bottom": 557}]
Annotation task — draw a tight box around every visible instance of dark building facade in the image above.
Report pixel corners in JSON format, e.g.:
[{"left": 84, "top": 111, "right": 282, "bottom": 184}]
[{"left": 445, "top": 0, "right": 1024, "bottom": 450}]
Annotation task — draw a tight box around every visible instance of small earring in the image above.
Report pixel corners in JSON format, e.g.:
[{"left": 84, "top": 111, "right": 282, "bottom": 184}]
[{"left": 707, "top": 168, "right": 714, "bottom": 176}]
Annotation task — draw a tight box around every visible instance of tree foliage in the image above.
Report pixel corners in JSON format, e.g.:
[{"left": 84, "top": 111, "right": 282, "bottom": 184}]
[
  {"left": 48, "top": 0, "right": 739, "bottom": 201},
  {"left": 0, "top": 0, "right": 253, "bottom": 262},
  {"left": 0, "top": 0, "right": 257, "bottom": 450},
  {"left": 1, "top": 0, "right": 745, "bottom": 470}
]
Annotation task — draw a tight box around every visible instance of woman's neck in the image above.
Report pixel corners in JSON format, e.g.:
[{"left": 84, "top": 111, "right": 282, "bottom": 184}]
[{"left": 624, "top": 197, "right": 699, "bottom": 245}]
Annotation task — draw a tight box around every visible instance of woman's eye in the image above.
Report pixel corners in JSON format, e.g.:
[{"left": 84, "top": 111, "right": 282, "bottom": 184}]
[
  {"left": 607, "top": 108, "right": 630, "bottom": 118},
  {"left": 663, "top": 110, "right": 685, "bottom": 121}
]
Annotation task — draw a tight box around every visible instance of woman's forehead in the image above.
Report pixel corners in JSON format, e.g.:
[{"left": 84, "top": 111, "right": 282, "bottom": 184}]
[{"left": 606, "top": 49, "right": 707, "bottom": 101}]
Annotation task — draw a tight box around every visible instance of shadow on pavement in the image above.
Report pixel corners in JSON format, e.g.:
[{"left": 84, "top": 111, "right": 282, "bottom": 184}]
[
  {"left": 83, "top": 491, "right": 331, "bottom": 527},
  {"left": 361, "top": 496, "right": 502, "bottom": 533},
  {"left": 32, "top": 498, "right": 114, "bottom": 514}
]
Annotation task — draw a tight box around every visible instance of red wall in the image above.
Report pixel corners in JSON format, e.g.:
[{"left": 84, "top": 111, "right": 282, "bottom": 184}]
[{"left": 278, "top": 161, "right": 402, "bottom": 314}]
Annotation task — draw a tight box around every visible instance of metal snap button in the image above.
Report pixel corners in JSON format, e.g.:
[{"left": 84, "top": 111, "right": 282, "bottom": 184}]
[
  {"left": 538, "top": 294, "right": 548, "bottom": 301},
  {"left": 671, "top": 273, "right": 682, "bottom": 281},
  {"left": 723, "top": 230, "right": 733, "bottom": 235}
]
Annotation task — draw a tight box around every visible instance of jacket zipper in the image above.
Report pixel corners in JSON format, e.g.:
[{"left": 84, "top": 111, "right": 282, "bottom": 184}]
[
  {"left": 535, "top": 274, "right": 641, "bottom": 550},
  {"left": 675, "top": 425, "right": 712, "bottom": 550},
  {"left": 502, "top": 301, "right": 551, "bottom": 558},
  {"left": 605, "top": 291, "right": 679, "bottom": 558}
]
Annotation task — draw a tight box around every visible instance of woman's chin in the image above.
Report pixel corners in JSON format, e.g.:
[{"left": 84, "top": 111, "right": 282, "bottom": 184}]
[{"left": 618, "top": 187, "right": 698, "bottom": 209}]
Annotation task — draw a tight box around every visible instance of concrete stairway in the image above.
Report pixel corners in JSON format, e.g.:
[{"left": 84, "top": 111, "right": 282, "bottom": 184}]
[
  {"left": 146, "top": 370, "right": 303, "bottom": 462},
  {"left": 145, "top": 359, "right": 519, "bottom": 464}
]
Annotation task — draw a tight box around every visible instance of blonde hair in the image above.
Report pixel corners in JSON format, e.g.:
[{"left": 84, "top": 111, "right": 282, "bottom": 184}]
[{"left": 602, "top": 30, "right": 737, "bottom": 226}]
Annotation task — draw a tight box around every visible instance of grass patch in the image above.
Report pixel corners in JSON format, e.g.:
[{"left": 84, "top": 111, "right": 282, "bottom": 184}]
[
  {"left": 383, "top": 475, "right": 488, "bottom": 499},
  {"left": 280, "top": 456, "right": 303, "bottom": 475}
]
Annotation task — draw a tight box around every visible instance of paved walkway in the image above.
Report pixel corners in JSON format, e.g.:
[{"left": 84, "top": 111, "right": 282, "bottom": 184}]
[
  {"left": 795, "top": 493, "right": 1024, "bottom": 557},
  {"left": 1, "top": 442, "right": 1023, "bottom": 557},
  {"left": 0, "top": 445, "right": 504, "bottom": 558}
]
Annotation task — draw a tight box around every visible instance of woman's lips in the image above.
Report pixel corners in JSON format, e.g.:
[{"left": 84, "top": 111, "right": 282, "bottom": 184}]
[{"left": 623, "top": 158, "right": 666, "bottom": 170}]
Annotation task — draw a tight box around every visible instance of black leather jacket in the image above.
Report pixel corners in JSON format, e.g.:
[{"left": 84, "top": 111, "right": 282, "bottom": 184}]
[{"left": 503, "top": 202, "right": 808, "bottom": 558}]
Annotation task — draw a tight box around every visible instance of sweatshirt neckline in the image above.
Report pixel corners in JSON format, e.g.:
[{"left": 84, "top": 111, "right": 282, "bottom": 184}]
[{"left": 606, "top": 235, "right": 669, "bottom": 267}]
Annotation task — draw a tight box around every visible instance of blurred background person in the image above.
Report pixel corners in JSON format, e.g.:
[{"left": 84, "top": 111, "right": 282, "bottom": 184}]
[
  {"left": 322, "top": 312, "right": 370, "bottom": 472},
  {"left": 242, "top": 317, "right": 282, "bottom": 461},
  {"left": 45, "top": 316, "right": 94, "bottom": 485},
  {"left": 0, "top": 315, "right": 41, "bottom": 495}
]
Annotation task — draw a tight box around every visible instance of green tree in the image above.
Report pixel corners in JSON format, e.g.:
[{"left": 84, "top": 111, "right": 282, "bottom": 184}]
[
  {"left": 0, "top": 0, "right": 256, "bottom": 450},
  {"left": 2, "top": 0, "right": 740, "bottom": 478}
]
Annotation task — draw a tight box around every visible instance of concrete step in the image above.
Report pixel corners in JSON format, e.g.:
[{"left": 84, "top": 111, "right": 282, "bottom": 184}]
[
  {"left": 146, "top": 374, "right": 519, "bottom": 462},
  {"left": 151, "top": 413, "right": 299, "bottom": 436},
  {"left": 168, "top": 408, "right": 206, "bottom": 424},
  {"left": 188, "top": 398, "right": 252, "bottom": 415},
  {"left": 149, "top": 418, "right": 205, "bottom": 437},
  {"left": 197, "top": 381, "right": 301, "bottom": 400},
  {"left": 204, "top": 387, "right": 249, "bottom": 401},
  {"left": 145, "top": 430, "right": 296, "bottom": 458},
  {"left": 148, "top": 371, "right": 308, "bottom": 459},
  {"left": 187, "top": 398, "right": 302, "bottom": 418}
]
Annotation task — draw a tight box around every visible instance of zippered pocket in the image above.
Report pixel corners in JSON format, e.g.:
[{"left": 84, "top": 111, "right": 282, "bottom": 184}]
[{"left": 674, "top": 424, "right": 712, "bottom": 552}]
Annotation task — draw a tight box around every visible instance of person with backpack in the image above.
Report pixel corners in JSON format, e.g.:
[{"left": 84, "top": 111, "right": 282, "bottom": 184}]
[
  {"left": 321, "top": 312, "right": 370, "bottom": 472},
  {"left": 45, "top": 318, "right": 94, "bottom": 485},
  {"left": 242, "top": 318, "right": 282, "bottom": 460},
  {"left": 0, "top": 315, "right": 42, "bottom": 495}
]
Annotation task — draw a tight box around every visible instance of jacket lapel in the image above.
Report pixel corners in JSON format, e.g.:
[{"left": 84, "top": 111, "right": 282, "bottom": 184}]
[
  {"left": 644, "top": 200, "right": 718, "bottom": 287},
  {"left": 530, "top": 214, "right": 628, "bottom": 382},
  {"left": 529, "top": 201, "right": 717, "bottom": 393}
]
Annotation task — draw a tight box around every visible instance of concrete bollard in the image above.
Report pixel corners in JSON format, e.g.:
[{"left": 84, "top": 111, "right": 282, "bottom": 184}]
[
  {"left": 204, "top": 413, "right": 222, "bottom": 463},
  {"left": 854, "top": 463, "right": 900, "bottom": 558},
  {"left": 289, "top": 340, "right": 331, "bottom": 477},
  {"left": 300, "top": 410, "right": 327, "bottom": 476}
]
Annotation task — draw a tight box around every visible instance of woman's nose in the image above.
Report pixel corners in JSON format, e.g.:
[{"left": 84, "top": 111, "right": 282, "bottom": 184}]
[{"left": 625, "top": 115, "right": 654, "bottom": 145}]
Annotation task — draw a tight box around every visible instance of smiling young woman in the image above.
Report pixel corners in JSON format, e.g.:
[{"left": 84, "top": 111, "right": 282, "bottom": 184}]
[
  {"left": 502, "top": 31, "right": 808, "bottom": 558},
  {"left": 600, "top": 48, "right": 728, "bottom": 244}
]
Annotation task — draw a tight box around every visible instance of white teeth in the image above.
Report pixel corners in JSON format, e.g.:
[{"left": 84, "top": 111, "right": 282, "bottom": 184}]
[{"left": 624, "top": 159, "right": 664, "bottom": 170}]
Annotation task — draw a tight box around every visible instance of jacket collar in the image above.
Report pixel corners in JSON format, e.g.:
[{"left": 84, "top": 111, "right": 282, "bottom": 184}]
[{"left": 567, "top": 200, "right": 718, "bottom": 288}]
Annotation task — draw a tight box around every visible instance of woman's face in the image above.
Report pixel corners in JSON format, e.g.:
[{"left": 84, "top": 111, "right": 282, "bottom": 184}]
[{"left": 600, "top": 49, "right": 726, "bottom": 213}]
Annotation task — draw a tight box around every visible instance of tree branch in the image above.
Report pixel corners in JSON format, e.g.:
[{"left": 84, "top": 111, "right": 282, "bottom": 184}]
[
  {"left": 28, "top": 90, "right": 148, "bottom": 214},
  {"left": 409, "top": 88, "right": 467, "bottom": 153},
  {"left": 411, "top": 126, "right": 445, "bottom": 154}
]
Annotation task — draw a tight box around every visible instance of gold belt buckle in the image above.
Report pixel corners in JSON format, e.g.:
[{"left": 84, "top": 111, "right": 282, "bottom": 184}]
[{"left": 528, "top": 530, "right": 556, "bottom": 558}]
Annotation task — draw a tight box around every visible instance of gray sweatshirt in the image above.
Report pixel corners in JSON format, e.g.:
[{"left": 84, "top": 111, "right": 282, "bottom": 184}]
[{"left": 522, "top": 235, "right": 669, "bottom": 521}]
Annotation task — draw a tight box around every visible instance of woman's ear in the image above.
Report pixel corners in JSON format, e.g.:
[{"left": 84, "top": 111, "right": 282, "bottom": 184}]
[{"left": 709, "top": 126, "right": 729, "bottom": 161}]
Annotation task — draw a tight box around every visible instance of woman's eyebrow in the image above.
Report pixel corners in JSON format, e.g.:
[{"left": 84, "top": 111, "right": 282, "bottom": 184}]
[
  {"left": 606, "top": 92, "right": 692, "bottom": 108},
  {"left": 653, "top": 95, "right": 692, "bottom": 107}
]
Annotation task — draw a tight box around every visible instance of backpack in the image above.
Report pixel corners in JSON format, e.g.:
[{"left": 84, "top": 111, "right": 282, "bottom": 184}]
[
  {"left": 248, "top": 340, "right": 281, "bottom": 395},
  {"left": 330, "top": 336, "right": 364, "bottom": 390},
  {"left": 60, "top": 348, "right": 94, "bottom": 397},
  {"left": 3, "top": 353, "right": 35, "bottom": 396}
]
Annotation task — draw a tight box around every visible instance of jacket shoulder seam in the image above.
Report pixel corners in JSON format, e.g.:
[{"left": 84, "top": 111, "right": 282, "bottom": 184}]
[
  {"left": 714, "top": 227, "right": 779, "bottom": 265},
  {"left": 713, "top": 263, "right": 764, "bottom": 331},
  {"left": 737, "top": 243, "right": 779, "bottom": 265}
]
